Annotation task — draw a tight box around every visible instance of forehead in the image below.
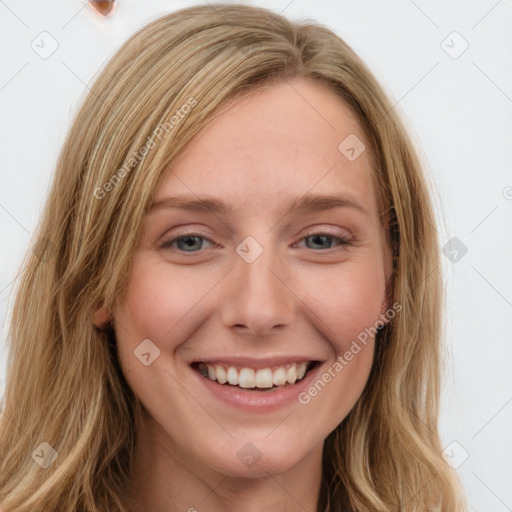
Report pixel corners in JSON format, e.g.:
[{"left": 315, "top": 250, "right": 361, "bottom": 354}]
[{"left": 155, "top": 79, "right": 377, "bottom": 217}]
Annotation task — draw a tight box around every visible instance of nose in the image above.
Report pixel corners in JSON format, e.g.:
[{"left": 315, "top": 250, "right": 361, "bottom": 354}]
[{"left": 220, "top": 241, "right": 295, "bottom": 337}]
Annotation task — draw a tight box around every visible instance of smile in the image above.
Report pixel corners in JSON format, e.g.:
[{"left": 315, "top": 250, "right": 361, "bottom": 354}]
[{"left": 191, "top": 361, "right": 320, "bottom": 390}]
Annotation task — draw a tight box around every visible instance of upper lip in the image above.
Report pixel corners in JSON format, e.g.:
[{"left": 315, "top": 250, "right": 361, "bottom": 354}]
[{"left": 190, "top": 356, "right": 322, "bottom": 369}]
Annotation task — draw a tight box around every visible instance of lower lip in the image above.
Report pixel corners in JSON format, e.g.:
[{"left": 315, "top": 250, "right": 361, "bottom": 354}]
[{"left": 191, "top": 363, "right": 324, "bottom": 412}]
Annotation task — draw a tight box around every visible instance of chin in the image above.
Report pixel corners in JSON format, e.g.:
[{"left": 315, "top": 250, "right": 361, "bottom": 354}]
[{"left": 202, "top": 433, "right": 317, "bottom": 478}]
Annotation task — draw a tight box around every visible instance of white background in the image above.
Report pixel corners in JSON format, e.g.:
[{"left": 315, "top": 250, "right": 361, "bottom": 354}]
[{"left": 1, "top": 1, "right": 511, "bottom": 510}]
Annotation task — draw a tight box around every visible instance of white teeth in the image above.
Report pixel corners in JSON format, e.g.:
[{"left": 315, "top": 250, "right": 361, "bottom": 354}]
[
  {"left": 255, "top": 368, "right": 274, "bottom": 388},
  {"left": 286, "top": 365, "right": 297, "bottom": 384},
  {"left": 197, "top": 361, "right": 312, "bottom": 389},
  {"left": 238, "top": 368, "right": 256, "bottom": 388},
  {"left": 297, "top": 362, "right": 307, "bottom": 380},
  {"left": 215, "top": 365, "right": 227, "bottom": 384},
  {"left": 272, "top": 367, "right": 287, "bottom": 386},
  {"left": 227, "top": 367, "right": 239, "bottom": 385}
]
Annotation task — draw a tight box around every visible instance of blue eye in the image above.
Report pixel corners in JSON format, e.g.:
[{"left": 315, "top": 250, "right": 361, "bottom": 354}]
[
  {"left": 160, "top": 231, "right": 351, "bottom": 254},
  {"left": 160, "top": 234, "right": 215, "bottom": 252},
  {"left": 298, "top": 232, "right": 350, "bottom": 250}
]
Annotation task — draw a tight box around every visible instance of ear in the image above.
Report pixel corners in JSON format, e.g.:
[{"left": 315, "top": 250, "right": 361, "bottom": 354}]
[{"left": 92, "top": 305, "right": 111, "bottom": 329}]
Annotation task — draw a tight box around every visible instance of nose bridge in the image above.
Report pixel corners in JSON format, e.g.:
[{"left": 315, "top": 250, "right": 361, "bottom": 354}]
[{"left": 221, "top": 234, "right": 294, "bottom": 334}]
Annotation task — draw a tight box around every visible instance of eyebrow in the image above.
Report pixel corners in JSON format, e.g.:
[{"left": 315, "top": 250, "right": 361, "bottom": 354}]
[{"left": 150, "top": 193, "right": 369, "bottom": 216}]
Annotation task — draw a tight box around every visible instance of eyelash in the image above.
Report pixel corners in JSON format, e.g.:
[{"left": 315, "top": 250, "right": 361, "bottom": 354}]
[{"left": 160, "top": 230, "right": 352, "bottom": 254}]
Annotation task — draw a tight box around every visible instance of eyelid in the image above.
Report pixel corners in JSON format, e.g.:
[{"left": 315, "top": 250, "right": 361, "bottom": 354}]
[
  {"left": 300, "top": 226, "right": 352, "bottom": 241},
  {"left": 160, "top": 226, "right": 353, "bottom": 252},
  {"left": 159, "top": 230, "right": 220, "bottom": 250}
]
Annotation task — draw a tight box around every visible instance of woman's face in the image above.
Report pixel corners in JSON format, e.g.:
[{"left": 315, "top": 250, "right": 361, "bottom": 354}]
[{"left": 98, "top": 78, "right": 392, "bottom": 480}]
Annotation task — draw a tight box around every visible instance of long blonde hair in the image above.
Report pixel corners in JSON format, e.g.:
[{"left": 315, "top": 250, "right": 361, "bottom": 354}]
[{"left": 0, "top": 3, "right": 465, "bottom": 510}]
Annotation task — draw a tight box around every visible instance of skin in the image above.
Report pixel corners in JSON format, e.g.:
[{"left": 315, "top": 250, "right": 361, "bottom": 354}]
[{"left": 93, "top": 78, "right": 392, "bottom": 512}]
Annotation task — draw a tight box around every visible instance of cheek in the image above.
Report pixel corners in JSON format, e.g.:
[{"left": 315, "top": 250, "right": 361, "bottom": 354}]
[
  {"left": 115, "top": 257, "right": 211, "bottom": 342},
  {"left": 112, "top": 258, "right": 214, "bottom": 384},
  {"left": 301, "top": 256, "right": 385, "bottom": 350},
  {"left": 296, "top": 258, "right": 385, "bottom": 415}
]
